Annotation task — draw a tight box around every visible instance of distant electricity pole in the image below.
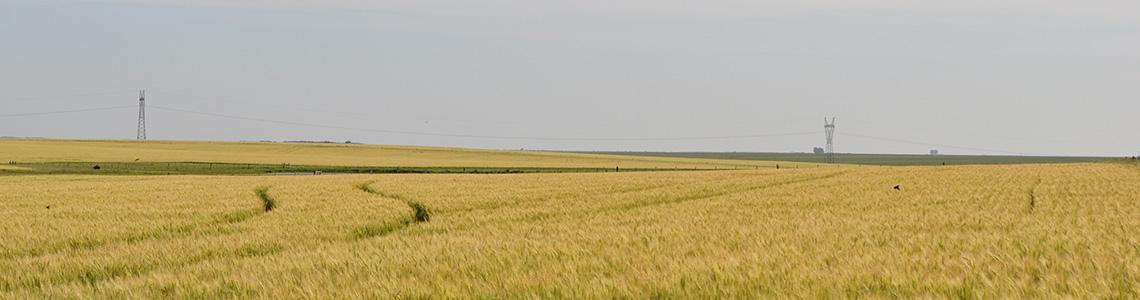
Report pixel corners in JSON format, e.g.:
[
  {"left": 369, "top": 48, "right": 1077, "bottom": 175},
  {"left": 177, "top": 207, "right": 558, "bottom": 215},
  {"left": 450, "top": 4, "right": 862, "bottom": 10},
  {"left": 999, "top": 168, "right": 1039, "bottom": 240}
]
[
  {"left": 137, "top": 90, "right": 146, "bottom": 140},
  {"left": 824, "top": 118, "right": 835, "bottom": 163}
]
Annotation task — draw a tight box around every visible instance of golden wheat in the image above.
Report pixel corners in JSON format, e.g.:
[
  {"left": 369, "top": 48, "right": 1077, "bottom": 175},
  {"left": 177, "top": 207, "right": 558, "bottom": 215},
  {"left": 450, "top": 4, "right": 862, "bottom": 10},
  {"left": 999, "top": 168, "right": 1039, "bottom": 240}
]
[
  {"left": 1, "top": 163, "right": 1138, "bottom": 298},
  {"left": 0, "top": 139, "right": 830, "bottom": 169}
]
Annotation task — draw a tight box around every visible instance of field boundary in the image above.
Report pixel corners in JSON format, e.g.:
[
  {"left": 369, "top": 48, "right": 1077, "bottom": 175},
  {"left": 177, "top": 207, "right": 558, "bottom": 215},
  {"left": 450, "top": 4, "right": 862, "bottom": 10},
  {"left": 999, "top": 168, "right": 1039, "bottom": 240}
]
[
  {"left": 584, "top": 152, "right": 1111, "bottom": 166},
  {"left": 0, "top": 161, "right": 755, "bottom": 176}
]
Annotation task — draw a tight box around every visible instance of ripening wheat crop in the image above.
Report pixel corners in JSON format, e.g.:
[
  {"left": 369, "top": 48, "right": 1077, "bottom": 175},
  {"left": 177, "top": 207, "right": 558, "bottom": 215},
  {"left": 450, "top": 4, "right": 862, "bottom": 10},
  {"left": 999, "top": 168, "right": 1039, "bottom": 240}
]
[
  {"left": 0, "top": 139, "right": 823, "bottom": 169},
  {"left": 1, "top": 163, "right": 1138, "bottom": 298}
]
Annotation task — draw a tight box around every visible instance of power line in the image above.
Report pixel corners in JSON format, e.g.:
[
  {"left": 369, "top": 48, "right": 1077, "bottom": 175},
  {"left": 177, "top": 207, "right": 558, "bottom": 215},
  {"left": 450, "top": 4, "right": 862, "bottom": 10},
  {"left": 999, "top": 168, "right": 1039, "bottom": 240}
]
[
  {"left": 0, "top": 99, "right": 1094, "bottom": 155},
  {"left": 0, "top": 90, "right": 137, "bottom": 102},
  {"left": 845, "top": 119, "right": 1140, "bottom": 147},
  {"left": 149, "top": 105, "right": 818, "bottom": 141},
  {"left": 0, "top": 91, "right": 1120, "bottom": 154},
  {"left": 0, "top": 105, "right": 137, "bottom": 118},
  {"left": 147, "top": 90, "right": 814, "bottom": 128},
  {"left": 844, "top": 132, "right": 1028, "bottom": 155}
]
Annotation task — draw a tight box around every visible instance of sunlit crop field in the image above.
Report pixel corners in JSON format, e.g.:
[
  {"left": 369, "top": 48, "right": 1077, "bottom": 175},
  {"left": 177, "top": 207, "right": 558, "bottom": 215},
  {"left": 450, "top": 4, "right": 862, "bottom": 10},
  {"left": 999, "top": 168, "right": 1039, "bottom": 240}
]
[
  {"left": 0, "top": 139, "right": 825, "bottom": 170},
  {"left": 3, "top": 162, "right": 1139, "bottom": 298}
]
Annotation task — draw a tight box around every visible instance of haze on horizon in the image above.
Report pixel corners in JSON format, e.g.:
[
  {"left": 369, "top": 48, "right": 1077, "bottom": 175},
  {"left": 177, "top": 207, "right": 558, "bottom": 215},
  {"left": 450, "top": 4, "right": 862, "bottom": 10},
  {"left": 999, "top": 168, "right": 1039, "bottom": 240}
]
[{"left": 2, "top": 0, "right": 1139, "bottom": 157}]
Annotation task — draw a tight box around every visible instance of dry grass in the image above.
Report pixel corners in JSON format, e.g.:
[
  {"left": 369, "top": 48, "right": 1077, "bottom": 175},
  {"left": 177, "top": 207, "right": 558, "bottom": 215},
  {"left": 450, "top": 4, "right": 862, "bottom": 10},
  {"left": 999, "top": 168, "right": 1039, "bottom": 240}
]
[{"left": 1, "top": 163, "right": 1138, "bottom": 298}]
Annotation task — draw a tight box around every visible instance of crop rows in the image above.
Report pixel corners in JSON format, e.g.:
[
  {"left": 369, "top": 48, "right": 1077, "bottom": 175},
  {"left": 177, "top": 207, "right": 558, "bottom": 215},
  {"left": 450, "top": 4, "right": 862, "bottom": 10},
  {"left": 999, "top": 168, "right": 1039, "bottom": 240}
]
[{"left": 1, "top": 163, "right": 1138, "bottom": 298}]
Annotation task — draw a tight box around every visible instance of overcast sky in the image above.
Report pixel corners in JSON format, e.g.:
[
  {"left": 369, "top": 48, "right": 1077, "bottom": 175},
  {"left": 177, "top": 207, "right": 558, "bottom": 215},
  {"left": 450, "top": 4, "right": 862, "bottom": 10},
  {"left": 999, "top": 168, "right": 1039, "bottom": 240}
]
[{"left": 2, "top": 0, "right": 1139, "bottom": 156}]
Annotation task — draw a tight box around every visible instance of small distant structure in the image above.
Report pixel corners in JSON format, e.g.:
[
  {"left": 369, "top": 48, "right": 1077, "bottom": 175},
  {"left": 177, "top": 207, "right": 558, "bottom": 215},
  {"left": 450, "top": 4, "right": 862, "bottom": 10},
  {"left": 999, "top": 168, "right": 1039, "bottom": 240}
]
[
  {"left": 137, "top": 90, "right": 146, "bottom": 140},
  {"left": 930, "top": 149, "right": 939, "bottom": 155},
  {"left": 823, "top": 118, "right": 836, "bottom": 163}
]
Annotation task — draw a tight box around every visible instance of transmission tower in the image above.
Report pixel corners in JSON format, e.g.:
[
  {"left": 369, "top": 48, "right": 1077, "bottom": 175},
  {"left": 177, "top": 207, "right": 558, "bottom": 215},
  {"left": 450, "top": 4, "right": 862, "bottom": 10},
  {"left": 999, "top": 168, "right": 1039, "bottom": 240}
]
[
  {"left": 137, "top": 90, "right": 146, "bottom": 140},
  {"left": 824, "top": 118, "right": 835, "bottom": 163}
]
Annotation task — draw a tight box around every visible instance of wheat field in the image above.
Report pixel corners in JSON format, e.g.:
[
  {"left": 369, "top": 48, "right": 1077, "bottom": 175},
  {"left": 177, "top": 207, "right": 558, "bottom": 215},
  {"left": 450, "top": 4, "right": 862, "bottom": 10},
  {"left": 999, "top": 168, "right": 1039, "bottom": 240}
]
[
  {"left": 0, "top": 139, "right": 828, "bottom": 169},
  {"left": 2, "top": 162, "right": 1138, "bottom": 299}
]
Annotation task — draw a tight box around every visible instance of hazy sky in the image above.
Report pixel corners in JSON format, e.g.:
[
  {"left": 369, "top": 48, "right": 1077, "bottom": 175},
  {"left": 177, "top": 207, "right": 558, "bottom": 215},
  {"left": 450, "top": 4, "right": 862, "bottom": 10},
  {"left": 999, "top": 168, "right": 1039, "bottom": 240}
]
[{"left": 3, "top": 0, "right": 1139, "bottom": 156}]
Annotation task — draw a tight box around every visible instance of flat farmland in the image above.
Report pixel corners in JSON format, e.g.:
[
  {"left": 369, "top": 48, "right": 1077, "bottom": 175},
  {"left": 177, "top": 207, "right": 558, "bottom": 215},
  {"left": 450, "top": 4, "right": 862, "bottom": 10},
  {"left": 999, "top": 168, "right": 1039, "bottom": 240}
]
[
  {"left": 588, "top": 152, "right": 1109, "bottom": 166},
  {"left": 0, "top": 139, "right": 820, "bottom": 170},
  {"left": 3, "top": 162, "right": 1138, "bottom": 298}
]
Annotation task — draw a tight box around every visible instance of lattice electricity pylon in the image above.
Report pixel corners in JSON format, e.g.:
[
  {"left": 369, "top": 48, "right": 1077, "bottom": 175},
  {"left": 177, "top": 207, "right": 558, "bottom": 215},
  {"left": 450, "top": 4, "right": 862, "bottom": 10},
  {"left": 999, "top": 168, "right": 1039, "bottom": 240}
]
[
  {"left": 824, "top": 117, "right": 835, "bottom": 163},
  {"left": 137, "top": 90, "right": 146, "bottom": 140}
]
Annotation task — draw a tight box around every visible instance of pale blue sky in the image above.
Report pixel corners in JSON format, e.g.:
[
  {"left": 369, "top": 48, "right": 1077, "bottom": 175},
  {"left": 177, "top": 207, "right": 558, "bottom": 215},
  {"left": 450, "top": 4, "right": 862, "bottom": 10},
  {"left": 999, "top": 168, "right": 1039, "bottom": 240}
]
[{"left": 2, "top": 0, "right": 1139, "bottom": 156}]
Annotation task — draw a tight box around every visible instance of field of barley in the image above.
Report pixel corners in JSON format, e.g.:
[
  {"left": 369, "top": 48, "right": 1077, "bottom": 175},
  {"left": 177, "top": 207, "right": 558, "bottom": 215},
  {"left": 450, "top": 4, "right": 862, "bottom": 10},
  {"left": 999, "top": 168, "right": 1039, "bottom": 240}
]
[{"left": 2, "top": 161, "right": 1138, "bottom": 298}]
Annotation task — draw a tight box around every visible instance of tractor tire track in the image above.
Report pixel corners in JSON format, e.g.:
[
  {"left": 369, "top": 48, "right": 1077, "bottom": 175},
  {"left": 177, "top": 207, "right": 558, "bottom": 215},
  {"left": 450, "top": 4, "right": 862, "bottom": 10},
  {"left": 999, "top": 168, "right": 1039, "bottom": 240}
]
[
  {"left": 2, "top": 186, "right": 283, "bottom": 291},
  {"left": 455, "top": 172, "right": 785, "bottom": 215},
  {"left": 0, "top": 186, "right": 274, "bottom": 262},
  {"left": 597, "top": 171, "right": 849, "bottom": 214},
  {"left": 353, "top": 182, "right": 432, "bottom": 239},
  {"left": 500, "top": 171, "right": 848, "bottom": 224}
]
